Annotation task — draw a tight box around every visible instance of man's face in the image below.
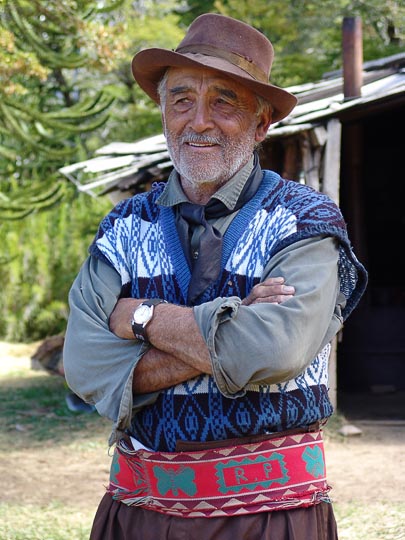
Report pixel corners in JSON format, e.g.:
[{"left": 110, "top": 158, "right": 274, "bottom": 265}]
[{"left": 162, "top": 66, "right": 271, "bottom": 192}]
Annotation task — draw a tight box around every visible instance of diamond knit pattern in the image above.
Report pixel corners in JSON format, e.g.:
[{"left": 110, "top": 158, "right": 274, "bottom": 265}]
[{"left": 90, "top": 170, "right": 367, "bottom": 452}]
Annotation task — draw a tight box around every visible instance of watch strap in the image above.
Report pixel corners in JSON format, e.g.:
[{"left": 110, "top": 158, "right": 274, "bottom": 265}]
[{"left": 131, "top": 299, "right": 167, "bottom": 341}]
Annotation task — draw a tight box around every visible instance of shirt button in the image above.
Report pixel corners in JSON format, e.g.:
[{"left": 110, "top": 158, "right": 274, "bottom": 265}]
[{"left": 192, "top": 250, "right": 199, "bottom": 259}]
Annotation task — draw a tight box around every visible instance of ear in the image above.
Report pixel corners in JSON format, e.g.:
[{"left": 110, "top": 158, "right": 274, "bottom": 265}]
[{"left": 255, "top": 110, "right": 272, "bottom": 142}]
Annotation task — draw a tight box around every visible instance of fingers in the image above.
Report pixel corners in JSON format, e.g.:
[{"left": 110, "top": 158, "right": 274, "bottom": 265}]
[{"left": 242, "top": 277, "right": 295, "bottom": 306}]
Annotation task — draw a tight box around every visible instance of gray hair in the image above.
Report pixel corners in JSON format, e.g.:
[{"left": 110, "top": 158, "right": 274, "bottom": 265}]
[{"left": 157, "top": 71, "right": 169, "bottom": 108}]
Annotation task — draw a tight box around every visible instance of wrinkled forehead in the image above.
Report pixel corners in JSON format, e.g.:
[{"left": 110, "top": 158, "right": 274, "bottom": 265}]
[{"left": 165, "top": 65, "right": 257, "bottom": 99}]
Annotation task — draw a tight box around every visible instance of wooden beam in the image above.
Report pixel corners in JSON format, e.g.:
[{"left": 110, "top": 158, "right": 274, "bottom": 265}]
[
  {"left": 329, "top": 338, "right": 338, "bottom": 410},
  {"left": 301, "top": 132, "right": 320, "bottom": 190},
  {"left": 322, "top": 118, "right": 341, "bottom": 204},
  {"left": 282, "top": 138, "right": 300, "bottom": 180},
  {"left": 322, "top": 119, "right": 342, "bottom": 410}
]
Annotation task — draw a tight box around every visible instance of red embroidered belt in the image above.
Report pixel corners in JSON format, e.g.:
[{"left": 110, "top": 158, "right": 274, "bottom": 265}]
[{"left": 107, "top": 430, "right": 330, "bottom": 518}]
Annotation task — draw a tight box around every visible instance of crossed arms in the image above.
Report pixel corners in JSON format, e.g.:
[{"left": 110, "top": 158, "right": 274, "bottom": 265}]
[
  {"left": 63, "top": 236, "right": 343, "bottom": 423},
  {"left": 109, "top": 277, "right": 295, "bottom": 394}
]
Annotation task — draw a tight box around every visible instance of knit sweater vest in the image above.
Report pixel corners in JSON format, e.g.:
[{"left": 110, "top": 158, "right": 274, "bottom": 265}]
[{"left": 90, "top": 170, "right": 367, "bottom": 452}]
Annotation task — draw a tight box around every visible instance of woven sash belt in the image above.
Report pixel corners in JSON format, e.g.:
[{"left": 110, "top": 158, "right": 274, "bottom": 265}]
[{"left": 107, "top": 430, "right": 330, "bottom": 518}]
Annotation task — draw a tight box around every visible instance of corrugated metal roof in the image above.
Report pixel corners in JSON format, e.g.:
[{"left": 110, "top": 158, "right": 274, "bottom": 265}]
[
  {"left": 59, "top": 53, "right": 405, "bottom": 197},
  {"left": 287, "top": 69, "right": 405, "bottom": 125}
]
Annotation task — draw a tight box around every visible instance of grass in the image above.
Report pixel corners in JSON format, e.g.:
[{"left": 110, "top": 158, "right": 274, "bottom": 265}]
[
  {"left": 0, "top": 503, "right": 92, "bottom": 540},
  {"left": 0, "top": 347, "right": 110, "bottom": 540},
  {"left": 0, "top": 371, "right": 107, "bottom": 448},
  {"left": 334, "top": 502, "right": 405, "bottom": 539},
  {"left": 1, "top": 344, "right": 405, "bottom": 540}
]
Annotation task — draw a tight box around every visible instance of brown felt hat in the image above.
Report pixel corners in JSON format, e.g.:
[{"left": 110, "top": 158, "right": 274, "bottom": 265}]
[{"left": 132, "top": 13, "right": 297, "bottom": 123}]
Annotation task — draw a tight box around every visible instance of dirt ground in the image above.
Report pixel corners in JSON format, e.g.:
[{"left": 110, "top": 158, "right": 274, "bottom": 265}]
[{"left": 1, "top": 341, "right": 405, "bottom": 510}]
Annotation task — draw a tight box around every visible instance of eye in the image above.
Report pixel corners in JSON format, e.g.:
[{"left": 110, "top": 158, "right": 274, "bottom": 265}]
[
  {"left": 213, "top": 97, "right": 235, "bottom": 111},
  {"left": 170, "top": 97, "right": 193, "bottom": 113},
  {"left": 175, "top": 97, "right": 191, "bottom": 104}
]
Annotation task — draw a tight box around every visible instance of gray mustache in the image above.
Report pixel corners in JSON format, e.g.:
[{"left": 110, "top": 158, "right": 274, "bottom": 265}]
[{"left": 180, "top": 133, "right": 222, "bottom": 145}]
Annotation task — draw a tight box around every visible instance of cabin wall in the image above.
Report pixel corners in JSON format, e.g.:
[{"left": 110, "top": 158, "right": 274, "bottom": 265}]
[
  {"left": 262, "top": 102, "right": 405, "bottom": 412},
  {"left": 339, "top": 105, "right": 405, "bottom": 394}
]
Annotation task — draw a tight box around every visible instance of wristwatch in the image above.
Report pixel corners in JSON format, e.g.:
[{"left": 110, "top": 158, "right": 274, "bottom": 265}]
[{"left": 131, "top": 299, "right": 167, "bottom": 341}]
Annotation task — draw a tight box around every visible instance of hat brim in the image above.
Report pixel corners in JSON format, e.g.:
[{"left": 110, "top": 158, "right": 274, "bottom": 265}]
[{"left": 132, "top": 48, "right": 297, "bottom": 123}]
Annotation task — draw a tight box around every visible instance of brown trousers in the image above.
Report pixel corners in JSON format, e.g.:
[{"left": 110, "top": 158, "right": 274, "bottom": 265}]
[{"left": 90, "top": 494, "right": 338, "bottom": 540}]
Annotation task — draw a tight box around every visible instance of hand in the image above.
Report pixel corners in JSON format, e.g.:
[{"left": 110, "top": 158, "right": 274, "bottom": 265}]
[
  {"left": 109, "top": 297, "right": 144, "bottom": 339},
  {"left": 242, "top": 277, "right": 295, "bottom": 306}
]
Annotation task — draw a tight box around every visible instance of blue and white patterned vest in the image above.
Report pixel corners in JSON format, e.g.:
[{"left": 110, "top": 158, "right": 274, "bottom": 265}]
[{"left": 91, "top": 170, "right": 367, "bottom": 451}]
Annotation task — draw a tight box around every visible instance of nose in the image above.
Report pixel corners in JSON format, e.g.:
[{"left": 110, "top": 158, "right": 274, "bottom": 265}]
[{"left": 189, "top": 98, "right": 214, "bottom": 132}]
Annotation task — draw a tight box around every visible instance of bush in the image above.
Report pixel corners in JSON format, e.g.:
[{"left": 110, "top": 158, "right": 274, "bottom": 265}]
[{"left": 0, "top": 187, "right": 111, "bottom": 341}]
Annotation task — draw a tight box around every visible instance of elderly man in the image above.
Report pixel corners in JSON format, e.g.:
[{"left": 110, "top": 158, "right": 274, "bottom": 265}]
[{"left": 64, "top": 13, "right": 367, "bottom": 540}]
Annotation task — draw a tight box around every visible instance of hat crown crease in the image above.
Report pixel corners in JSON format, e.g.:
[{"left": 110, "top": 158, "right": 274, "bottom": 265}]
[{"left": 176, "top": 44, "right": 268, "bottom": 83}]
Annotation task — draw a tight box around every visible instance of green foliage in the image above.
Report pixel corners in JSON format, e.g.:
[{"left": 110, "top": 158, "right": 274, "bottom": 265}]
[
  {"left": 176, "top": 0, "right": 217, "bottom": 26},
  {"left": 0, "top": 180, "right": 65, "bottom": 220},
  {"left": 0, "top": 188, "right": 111, "bottom": 341},
  {"left": 96, "top": 5, "right": 186, "bottom": 142},
  {"left": 106, "top": 96, "right": 164, "bottom": 142},
  {"left": 0, "top": 0, "right": 126, "bottom": 218},
  {"left": 0, "top": 0, "right": 185, "bottom": 340}
]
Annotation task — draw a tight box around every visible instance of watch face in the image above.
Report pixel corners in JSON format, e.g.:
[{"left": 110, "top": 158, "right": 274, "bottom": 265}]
[{"left": 133, "top": 304, "right": 153, "bottom": 325}]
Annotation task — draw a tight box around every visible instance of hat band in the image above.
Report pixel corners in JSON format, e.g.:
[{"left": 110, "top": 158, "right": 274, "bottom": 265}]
[{"left": 176, "top": 44, "right": 268, "bottom": 83}]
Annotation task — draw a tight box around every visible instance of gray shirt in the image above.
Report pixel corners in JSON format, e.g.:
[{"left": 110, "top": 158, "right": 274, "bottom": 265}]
[{"left": 64, "top": 166, "right": 344, "bottom": 443}]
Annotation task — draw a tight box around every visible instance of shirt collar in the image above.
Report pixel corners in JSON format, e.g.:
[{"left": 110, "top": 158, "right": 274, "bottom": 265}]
[{"left": 156, "top": 155, "right": 255, "bottom": 210}]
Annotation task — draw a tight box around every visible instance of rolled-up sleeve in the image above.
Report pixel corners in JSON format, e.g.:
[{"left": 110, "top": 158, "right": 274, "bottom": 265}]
[
  {"left": 193, "top": 236, "right": 344, "bottom": 397},
  {"left": 63, "top": 256, "right": 159, "bottom": 439}
]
